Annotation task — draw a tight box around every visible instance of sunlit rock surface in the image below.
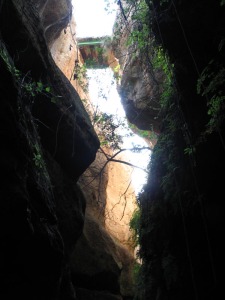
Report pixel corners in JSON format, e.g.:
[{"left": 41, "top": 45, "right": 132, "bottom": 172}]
[
  {"left": 105, "top": 151, "right": 137, "bottom": 249},
  {"left": 36, "top": 0, "right": 72, "bottom": 46},
  {"left": 50, "top": 5, "right": 137, "bottom": 299},
  {"left": 76, "top": 150, "right": 137, "bottom": 298},
  {"left": 111, "top": 0, "right": 162, "bottom": 133}
]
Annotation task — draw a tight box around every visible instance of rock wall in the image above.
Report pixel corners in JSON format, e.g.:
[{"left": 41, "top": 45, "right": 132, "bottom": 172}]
[
  {"left": 48, "top": 2, "right": 137, "bottom": 299},
  {"left": 111, "top": 0, "right": 162, "bottom": 133},
  {"left": 37, "top": 0, "right": 72, "bottom": 47},
  {"left": 129, "top": 1, "right": 225, "bottom": 299},
  {"left": 74, "top": 150, "right": 136, "bottom": 299},
  {"left": 0, "top": 0, "right": 99, "bottom": 299},
  {"left": 104, "top": 152, "right": 137, "bottom": 249}
]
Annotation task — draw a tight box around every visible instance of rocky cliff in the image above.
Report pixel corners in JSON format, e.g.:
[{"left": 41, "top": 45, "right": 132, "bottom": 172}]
[
  {"left": 0, "top": 0, "right": 137, "bottom": 299},
  {"left": 111, "top": 1, "right": 163, "bottom": 134},
  {"left": 113, "top": 1, "right": 225, "bottom": 299},
  {"left": 49, "top": 9, "right": 137, "bottom": 299},
  {"left": 0, "top": 0, "right": 100, "bottom": 299},
  {"left": 3, "top": 0, "right": 223, "bottom": 299}
]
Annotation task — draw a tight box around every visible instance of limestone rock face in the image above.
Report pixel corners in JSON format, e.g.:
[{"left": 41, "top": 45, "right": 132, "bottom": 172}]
[
  {"left": 70, "top": 211, "right": 135, "bottom": 297},
  {"left": 0, "top": 0, "right": 99, "bottom": 299},
  {"left": 116, "top": 55, "right": 163, "bottom": 132},
  {"left": 112, "top": 1, "right": 163, "bottom": 132},
  {"left": 135, "top": 1, "right": 225, "bottom": 299},
  {"left": 49, "top": 8, "right": 138, "bottom": 298},
  {"left": 50, "top": 14, "right": 89, "bottom": 105},
  {"left": 76, "top": 150, "right": 137, "bottom": 299},
  {"left": 35, "top": 0, "right": 72, "bottom": 46},
  {"left": 51, "top": 17, "right": 79, "bottom": 87},
  {"left": 105, "top": 152, "right": 137, "bottom": 250}
]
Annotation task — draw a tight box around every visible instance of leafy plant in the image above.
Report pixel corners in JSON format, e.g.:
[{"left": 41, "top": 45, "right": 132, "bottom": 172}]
[
  {"left": 0, "top": 48, "right": 21, "bottom": 78},
  {"left": 0, "top": 44, "right": 58, "bottom": 192},
  {"left": 125, "top": 0, "right": 150, "bottom": 50},
  {"left": 1, "top": 46, "right": 58, "bottom": 104},
  {"left": 184, "top": 146, "right": 195, "bottom": 156},
  {"left": 128, "top": 122, "right": 157, "bottom": 142},
  {"left": 73, "top": 60, "right": 89, "bottom": 92},
  {"left": 152, "top": 46, "right": 174, "bottom": 108},
  {"left": 113, "top": 64, "right": 122, "bottom": 81},
  {"left": 33, "top": 143, "right": 45, "bottom": 169},
  {"left": 129, "top": 207, "right": 141, "bottom": 247},
  {"left": 93, "top": 112, "right": 124, "bottom": 149},
  {"left": 22, "top": 80, "right": 52, "bottom": 98},
  {"left": 197, "top": 60, "right": 225, "bottom": 134}
]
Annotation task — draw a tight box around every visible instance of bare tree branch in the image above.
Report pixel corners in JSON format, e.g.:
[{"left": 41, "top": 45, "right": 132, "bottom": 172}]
[
  {"left": 106, "top": 157, "right": 149, "bottom": 173},
  {"left": 80, "top": 145, "right": 151, "bottom": 189},
  {"left": 98, "top": 145, "right": 152, "bottom": 175},
  {"left": 120, "top": 179, "right": 132, "bottom": 221}
]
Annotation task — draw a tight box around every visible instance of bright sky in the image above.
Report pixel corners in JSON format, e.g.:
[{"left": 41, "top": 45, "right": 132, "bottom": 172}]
[
  {"left": 72, "top": 0, "right": 118, "bottom": 37},
  {"left": 88, "top": 69, "right": 151, "bottom": 194},
  {"left": 72, "top": 0, "right": 151, "bottom": 194}
]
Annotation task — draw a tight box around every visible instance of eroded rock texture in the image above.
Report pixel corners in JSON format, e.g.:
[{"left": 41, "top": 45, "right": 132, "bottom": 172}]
[
  {"left": 0, "top": 0, "right": 137, "bottom": 299},
  {"left": 75, "top": 151, "right": 136, "bottom": 300},
  {"left": 135, "top": 1, "right": 225, "bottom": 299},
  {"left": 50, "top": 13, "right": 137, "bottom": 298},
  {"left": 0, "top": 0, "right": 99, "bottom": 299},
  {"left": 36, "top": 0, "right": 72, "bottom": 46},
  {"left": 97, "top": 0, "right": 225, "bottom": 299},
  {"left": 112, "top": 1, "right": 162, "bottom": 133}
]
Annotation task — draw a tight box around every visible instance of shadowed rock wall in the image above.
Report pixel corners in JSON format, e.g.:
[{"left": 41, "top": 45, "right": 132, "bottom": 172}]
[
  {"left": 0, "top": 0, "right": 99, "bottom": 299},
  {"left": 136, "top": 1, "right": 225, "bottom": 299}
]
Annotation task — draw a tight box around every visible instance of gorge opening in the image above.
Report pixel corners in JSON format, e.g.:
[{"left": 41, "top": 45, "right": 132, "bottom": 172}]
[{"left": 72, "top": 0, "right": 152, "bottom": 195}]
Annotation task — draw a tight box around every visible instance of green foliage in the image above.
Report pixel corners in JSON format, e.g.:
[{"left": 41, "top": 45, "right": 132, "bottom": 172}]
[
  {"left": 128, "top": 122, "right": 158, "bottom": 142},
  {"left": 104, "top": 0, "right": 117, "bottom": 13},
  {"left": 113, "top": 64, "right": 122, "bottom": 81},
  {"left": 111, "top": 0, "right": 150, "bottom": 52},
  {"left": 184, "top": 146, "right": 195, "bottom": 156},
  {"left": 127, "top": 23, "right": 149, "bottom": 50},
  {"left": 0, "top": 48, "right": 21, "bottom": 78},
  {"left": 126, "top": 0, "right": 150, "bottom": 50},
  {"left": 112, "top": 0, "right": 175, "bottom": 111},
  {"left": 23, "top": 80, "right": 52, "bottom": 98},
  {"left": 129, "top": 207, "right": 147, "bottom": 300},
  {"left": 152, "top": 46, "right": 174, "bottom": 108},
  {"left": 85, "top": 58, "right": 105, "bottom": 69},
  {"left": 132, "top": 261, "right": 141, "bottom": 281},
  {"left": 129, "top": 207, "right": 141, "bottom": 247},
  {"left": 93, "top": 112, "right": 124, "bottom": 149},
  {"left": 96, "top": 46, "right": 104, "bottom": 56},
  {"left": 73, "top": 61, "right": 89, "bottom": 92},
  {"left": 33, "top": 143, "right": 45, "bottom": 169},
  {"left": 132, "top": 262, "right": 146, "bottom": 300},
  {"left": 197, "top": 59, "right": 225, "bottom": 134},
  {"left": 0, "top": 45, "right": 56, "bottom": 189},
  {"left": 0, "top": 47, "right": 58, "bottom": 103}
]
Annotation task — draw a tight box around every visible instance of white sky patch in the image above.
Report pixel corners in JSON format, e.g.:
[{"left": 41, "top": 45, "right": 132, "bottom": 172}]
[
  {"left": 88, "top": 69, "right": 151, "bottom": 194},
  {"left": 72, "top": 0, "right": 118, "bottom": 38},
  {"left": 87, "top": 69, "right": 125, "bottom": 117}
]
